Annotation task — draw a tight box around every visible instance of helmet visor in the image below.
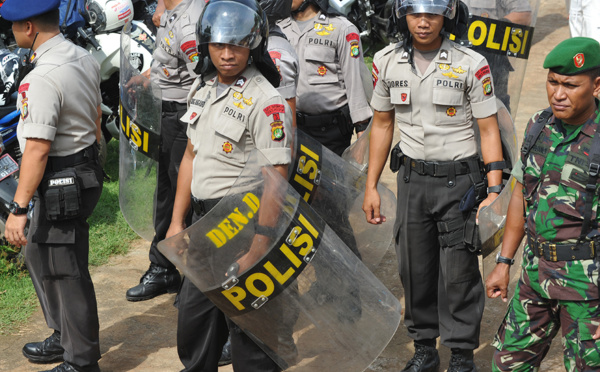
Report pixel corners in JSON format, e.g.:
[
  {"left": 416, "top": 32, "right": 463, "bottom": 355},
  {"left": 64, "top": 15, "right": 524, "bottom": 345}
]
[
  {"left": 395, "top": 0, "right": 457, "bottom": 20},
  {"left": 197, "top": 1, "right": 263, "bottom": 50}
]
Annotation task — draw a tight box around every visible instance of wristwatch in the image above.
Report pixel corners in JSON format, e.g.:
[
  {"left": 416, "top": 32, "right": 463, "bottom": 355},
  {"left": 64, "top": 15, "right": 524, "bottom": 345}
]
[
  {"left": 495, "top": 252, "right": 514, "bottom": 265},
  {"left": 8, "top": 201, "right": 28, "bottom": 215},
  {"left": 487, "top": 184, "right": 504, "bottom": 194}
]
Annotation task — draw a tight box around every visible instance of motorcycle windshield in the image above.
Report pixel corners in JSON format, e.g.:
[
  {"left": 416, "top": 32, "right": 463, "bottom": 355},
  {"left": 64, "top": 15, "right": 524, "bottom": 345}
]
[
  {"left": 118, "top": 21, "right": 162, "bottom": 241},
  {"left": 158, "top": 149, "right": 401, "bottom": 371}
]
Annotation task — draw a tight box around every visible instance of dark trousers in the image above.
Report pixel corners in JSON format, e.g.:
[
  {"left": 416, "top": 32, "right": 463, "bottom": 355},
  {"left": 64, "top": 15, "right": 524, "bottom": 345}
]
[
  {"left": 297, "top": 111, "right": 352, "bottom": 157},
  {"left": 25, "top": 157, "right": 103, "bottom": 367},
  {"left": 149, "top": 107, "right": 190, "bottom": 269},
  {"left": 176, "top": 211, "right": 281, "bottom": 372},
  {"left": 396, "top": 167, "right": 484, "bottom": 350}
]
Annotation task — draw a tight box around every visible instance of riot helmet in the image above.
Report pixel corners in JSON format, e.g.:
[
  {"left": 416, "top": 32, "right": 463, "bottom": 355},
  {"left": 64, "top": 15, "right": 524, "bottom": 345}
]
[
  {"left": 293, "top": 0, "right": 330, "bottom": 15},
  {"left": 0, "top": 50, "right": 20, "bottom": 106},
  {"left": 394, "top": 0, "right": 459, "bottom": 34},
  {"left": 196, "top": 0, "right": 280, "bottom": 87},
  {"left": 259, "top": 0, "right": 293, "bottom": 25}
]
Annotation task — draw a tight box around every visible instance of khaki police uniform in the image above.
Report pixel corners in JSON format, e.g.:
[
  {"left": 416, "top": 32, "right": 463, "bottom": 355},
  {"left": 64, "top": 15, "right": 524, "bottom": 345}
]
[
  {"left": 145, "top": 0, "right": 205, "bottom": 276},
  {"left": 176, "top": 65, "right": 291, "bottom": 372},
  {"left": 371, "top": 37, "right": 497, "bottom": 349},
  {"left": 17, "top": 33, "right": 104, "bottom": 367},
  {"left": 268, "top": 26, "right": 299, "bottom": 101},
  {"left": 278, "top": 12, "right": 372, "bottom": 156}
]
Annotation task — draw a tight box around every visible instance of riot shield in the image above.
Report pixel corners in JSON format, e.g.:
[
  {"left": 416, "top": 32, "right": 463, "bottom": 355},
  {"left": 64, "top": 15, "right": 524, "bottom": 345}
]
[
  {"left": 459, "top": 0, "right": 541, "bottom": 116},
  {"left": 291, "top": 129, "right": 396, "bottom": 270},
  {"left": 118, "top": 21, "right": 162, "bottom": 241},
  {"left": 158, "top": 150, "right": 401, "bottom": 372}
]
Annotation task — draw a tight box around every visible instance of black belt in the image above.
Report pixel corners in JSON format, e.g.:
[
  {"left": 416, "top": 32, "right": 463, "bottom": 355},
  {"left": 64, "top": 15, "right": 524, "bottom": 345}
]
[
  {"left": 528, "top": 235, "right": 596, "bottom": 262},
  {"left": 46, "top": 144, "right": 97, "bottom": 172},
  {"left": 405, "top": 156, "right": 475, "bottom": 177},
  {"left": 162, "top": 100, "right": 187, "bottom": 112},
  {"left": 190, "top": 195, "right": 222, "bottom": 215},
  {"left": 296, "top": 108, "right": 348, "bottom": 129}
]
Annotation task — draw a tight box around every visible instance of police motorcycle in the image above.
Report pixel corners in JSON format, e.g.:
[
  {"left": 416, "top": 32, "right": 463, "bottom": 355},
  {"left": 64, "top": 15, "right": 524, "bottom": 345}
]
[
  {"left": 329, "top": 0, "right": 398, "bottom": 45},
  {"left": 0, "top": 50, "right": 31, "bottom": 244},
  {"left": 343, "top": 0, "right": 541, "bottom": 276}
]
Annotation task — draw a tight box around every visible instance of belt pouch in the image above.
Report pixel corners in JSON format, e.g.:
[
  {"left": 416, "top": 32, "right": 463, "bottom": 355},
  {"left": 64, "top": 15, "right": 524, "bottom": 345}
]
[{"left": 43, "top": 168, "right": 80, "bottom": 221}]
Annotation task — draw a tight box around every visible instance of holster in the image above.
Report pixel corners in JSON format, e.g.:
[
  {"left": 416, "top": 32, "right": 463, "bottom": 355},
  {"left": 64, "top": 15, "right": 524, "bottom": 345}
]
[
  {"left": 463, "top": 207, "right": 482, "bottom": 254},
  {"left": 390, "top": 142, "right": 403, "bottom": 173},
  {"left": 338, "top": 104, "right": 353, "bottom": 136}
]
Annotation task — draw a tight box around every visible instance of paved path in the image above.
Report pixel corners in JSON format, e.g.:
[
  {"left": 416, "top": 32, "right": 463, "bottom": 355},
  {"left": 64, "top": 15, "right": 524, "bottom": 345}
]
[{"left": 0, "top": 1, "right": 569, "bottom": 370}]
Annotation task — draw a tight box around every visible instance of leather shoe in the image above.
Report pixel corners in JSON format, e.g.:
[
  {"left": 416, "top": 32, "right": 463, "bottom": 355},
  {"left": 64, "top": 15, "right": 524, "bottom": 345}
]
[
  {"left": 401, "top": 343, "right": 440, "bottom": 372},
  {"left": 22, "top": 331, "right": 64, "bottom": 363},
  {"left": 218, "top": 336, "right": 232, "bottom": 366},
  {"left": 126, "top": 263, "right": 181, "bottom": 301},
  {"left": 448, "top": 349, "right": 478, "bottom": 372},
  {"left": 40, "top": 361, "right": 100, "bottom": 372}
]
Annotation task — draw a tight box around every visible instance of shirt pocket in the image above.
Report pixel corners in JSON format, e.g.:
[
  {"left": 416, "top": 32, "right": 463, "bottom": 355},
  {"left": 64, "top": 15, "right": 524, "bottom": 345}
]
[
  {"left": 432, "top": 88, "right": 466, "bottom": 125},
  {"left": 553, "top": 161, "right": 592, "bottom": 221},
  {"left": 212, "top": 117, "right": 246, "bottom": 163},
  {"left": 305, "top": 45, "right": 338, "bottom": 85},
  {"left": 390, "top": 87, "right": 412, "bottom": 125}
]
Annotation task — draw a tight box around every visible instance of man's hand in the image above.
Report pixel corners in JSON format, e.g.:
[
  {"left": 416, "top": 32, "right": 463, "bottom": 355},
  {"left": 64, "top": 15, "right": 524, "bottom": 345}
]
[
  {"left": 485, "top": 263, "right": 511, "bottom": 302},
  {"left": 124, "top": 71, "right": 151, "bottom": 94},
  {"left": 165, "top": 221, "right": 186, "bottom": 240},
  {"left": 5, "top": 213, "right": 28, "bottom": 246},
  {"left": 477, "top": 192, "right": 499, "bottom": 222},
  {"left": 228, "top": 234, "right": 270, "bottom": 276},
  {"left": 363, "top": 187, "right": 386, "bottom": 224},
  {"left": 593, "top": 325, "right": 600, "bottom": 340}
]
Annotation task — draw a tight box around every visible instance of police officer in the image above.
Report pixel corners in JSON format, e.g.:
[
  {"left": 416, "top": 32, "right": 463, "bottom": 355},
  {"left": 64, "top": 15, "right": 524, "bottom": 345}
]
[
  {"left": 362, "top": 0, "right": 504, "bottom": 371},
  {"left": 125, "top": 0, "right": 205, "bottom": 301},
  {"left": 486, "top": 37, "right": 600, "bottom": 371},
  {"left": 165, "top": 0, "right": 292, "bottom": 370},
  {"left": 2, "top": 0, "right": 104, "bottom": 371},
  {"left": 462, "top": 0, "right": 532, "bottom": 111},
  {"left": 263, "top": 0, "right": 299, "bottom": 126},
  {"left": 278, "top": 0, "right": 372, "bottom": 156}
]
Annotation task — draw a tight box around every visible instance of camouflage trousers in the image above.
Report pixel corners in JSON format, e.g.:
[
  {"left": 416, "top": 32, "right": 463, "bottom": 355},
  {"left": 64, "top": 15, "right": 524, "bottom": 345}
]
[{"left": 491, "top": 274, "right": 600, "bottom": 371}]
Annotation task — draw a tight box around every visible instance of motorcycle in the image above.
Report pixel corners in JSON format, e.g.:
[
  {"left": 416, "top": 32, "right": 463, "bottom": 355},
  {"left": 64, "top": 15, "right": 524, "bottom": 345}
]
[{"left": 329, "top": 0, "right": 397, "bottom": 46}]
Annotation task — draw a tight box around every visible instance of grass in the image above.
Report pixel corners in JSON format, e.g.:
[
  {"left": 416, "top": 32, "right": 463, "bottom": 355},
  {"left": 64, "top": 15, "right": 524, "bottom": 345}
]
[{"left": 0, "top": 140, "right": 138, "bottom": 334}]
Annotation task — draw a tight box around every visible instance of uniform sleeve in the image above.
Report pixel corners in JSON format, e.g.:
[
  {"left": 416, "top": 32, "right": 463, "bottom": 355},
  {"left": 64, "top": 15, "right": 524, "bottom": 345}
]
[
  {"left": 511, "top": 157, "right": 524, "bottom": 184},
  {"left": 251, "top": 96, "right": 292, "bottom": 166},
  {"left": 338, "top": 23, "right": 372, "bottom": 123},
  {"left": 370, "top": 53, "right": 394, "bottom": 112},
  {"left": 468, "top": 57, "right": 497, "bottom": 118},
  {"left": 18, "top": 75, "right": 60, "bottom": 141},
  {"left": 269, "top": 45, "right": 299, "bottom": 100},
  {"left": 179, "top": 24, "right": 200, "bottom": 78},
  {"left": 500, "top": 0, "right": 532, "bottom": 16}
]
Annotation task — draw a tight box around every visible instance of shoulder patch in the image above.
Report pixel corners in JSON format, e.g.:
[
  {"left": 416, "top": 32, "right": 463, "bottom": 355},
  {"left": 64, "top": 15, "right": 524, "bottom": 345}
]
[
  {"left": 264, "top": 104, "right": 285, "bottom": 117},
  {"left": 346, "top": 32, "right": 360, "bottom": 58},
  {"left": 372, "top": 62, "right": 379, "bottom": 88},
  {"left": 475, "top": 65, "right": 491, "bottom": 80},
  {"left": 181, "top": 40, "right": 197, "bottom": 56}
]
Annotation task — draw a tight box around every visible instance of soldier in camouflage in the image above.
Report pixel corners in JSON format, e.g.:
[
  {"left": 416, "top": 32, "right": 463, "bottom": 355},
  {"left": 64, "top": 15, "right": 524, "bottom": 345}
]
[{"left": 485, "top": 37, "right": 600, "bottom": 371}]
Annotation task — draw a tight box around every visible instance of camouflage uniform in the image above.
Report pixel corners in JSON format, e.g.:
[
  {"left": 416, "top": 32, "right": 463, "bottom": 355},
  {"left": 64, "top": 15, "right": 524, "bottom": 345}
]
[{"left": 492, "top": 105, "right": 600, "bottom": 371}]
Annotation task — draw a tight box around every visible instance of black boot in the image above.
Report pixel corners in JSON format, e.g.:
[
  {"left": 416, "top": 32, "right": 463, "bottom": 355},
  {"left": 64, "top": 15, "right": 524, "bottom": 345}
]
[
  {"left": 401, "top": 342, "right": 440, "bottom": 372},
  {"left": 448, "top": 349, "right": 478, "bottom": 372},
  {"left": 22, "top": 330, "right": 64, "bottom": 363},
  {"left": 218, "top": 336, "right": 232, "bottom": 366},
  {"left": 40, "top": 361, "right": 100, "bottom": 372},
  {"left": 126, "top": 263, "right": 181, "bottom": 301}
]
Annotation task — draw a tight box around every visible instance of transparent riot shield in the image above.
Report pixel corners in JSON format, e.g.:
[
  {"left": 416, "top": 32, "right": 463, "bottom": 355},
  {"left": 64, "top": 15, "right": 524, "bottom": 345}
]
[
  {"left": 476, "top": 101, "right": 518, "bottom": 261},
  {"left": 459, "top": 0, "right": 541, "bottom": 116},
  {"left": 118, "top": 21, "right": 162, "bottom": 241},
  {"left": 291, "top": 129, "right": 396, "bottom": 270},
  {"left": 158, "top": 150, "right": 401, "bottom": 372}
]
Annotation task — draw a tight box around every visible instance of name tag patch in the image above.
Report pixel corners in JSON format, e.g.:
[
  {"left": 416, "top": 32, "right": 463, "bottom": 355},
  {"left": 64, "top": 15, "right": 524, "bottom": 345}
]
[{"left": 49, "top": 177, "right": 75, "bottom": 187}]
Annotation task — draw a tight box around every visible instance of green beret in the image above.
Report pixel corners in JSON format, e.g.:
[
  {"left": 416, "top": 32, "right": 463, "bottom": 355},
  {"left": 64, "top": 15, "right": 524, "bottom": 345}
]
[{"left": 543, "top": 37, "right": 600, "bottom": 75}]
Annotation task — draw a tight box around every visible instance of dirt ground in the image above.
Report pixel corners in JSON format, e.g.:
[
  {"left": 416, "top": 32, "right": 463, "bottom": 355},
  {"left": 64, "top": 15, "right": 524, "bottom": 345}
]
[{"left": 0, "top": 1, "right": 571, "bottom": 370}]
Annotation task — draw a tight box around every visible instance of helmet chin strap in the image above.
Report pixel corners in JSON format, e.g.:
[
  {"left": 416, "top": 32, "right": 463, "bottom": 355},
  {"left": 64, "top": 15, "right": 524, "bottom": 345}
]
[
  {"left": 292, "top": 0, "right": 311, "bottom": 14},
  {"left": 17, "top": 32, "right": 39, "bottom": 87}
]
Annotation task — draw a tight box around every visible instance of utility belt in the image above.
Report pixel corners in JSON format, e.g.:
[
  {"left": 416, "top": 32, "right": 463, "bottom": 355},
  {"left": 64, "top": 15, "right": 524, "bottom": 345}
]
[
  {"left": 162, "top": 100, "right": 187, "bottom": 113},
  {"left": 41, "top": 144, "right": 100, "bottom": 221},
  {"left": 190, "top": 195, "right": 222, "bottom": 216},
  {"left": 296, "top": 105, "right": 352, "bottom": 135},
  {"left": 45, "top": 144, "right": 98, "bottom": 172},
  {"left": 528, "top": 234, "right": 597, "bottom": 262}
]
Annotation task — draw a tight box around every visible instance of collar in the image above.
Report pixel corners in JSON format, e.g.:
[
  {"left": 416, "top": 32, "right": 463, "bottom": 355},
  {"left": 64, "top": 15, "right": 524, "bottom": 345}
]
[
  {"left": 204, "top": 65, "right": 259, "bottom": 94},
  {"left": 31, "top": 33, "right": 65, "bottom": 64},
  {"left": 553, "top": 101, "right": 600, "bottom": 139},
  {"left": 395, "top": 37, "right": 453, "bottom": 64},
  {"left": 161, "top": 0, "right": 195, "bottom": 27}
]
